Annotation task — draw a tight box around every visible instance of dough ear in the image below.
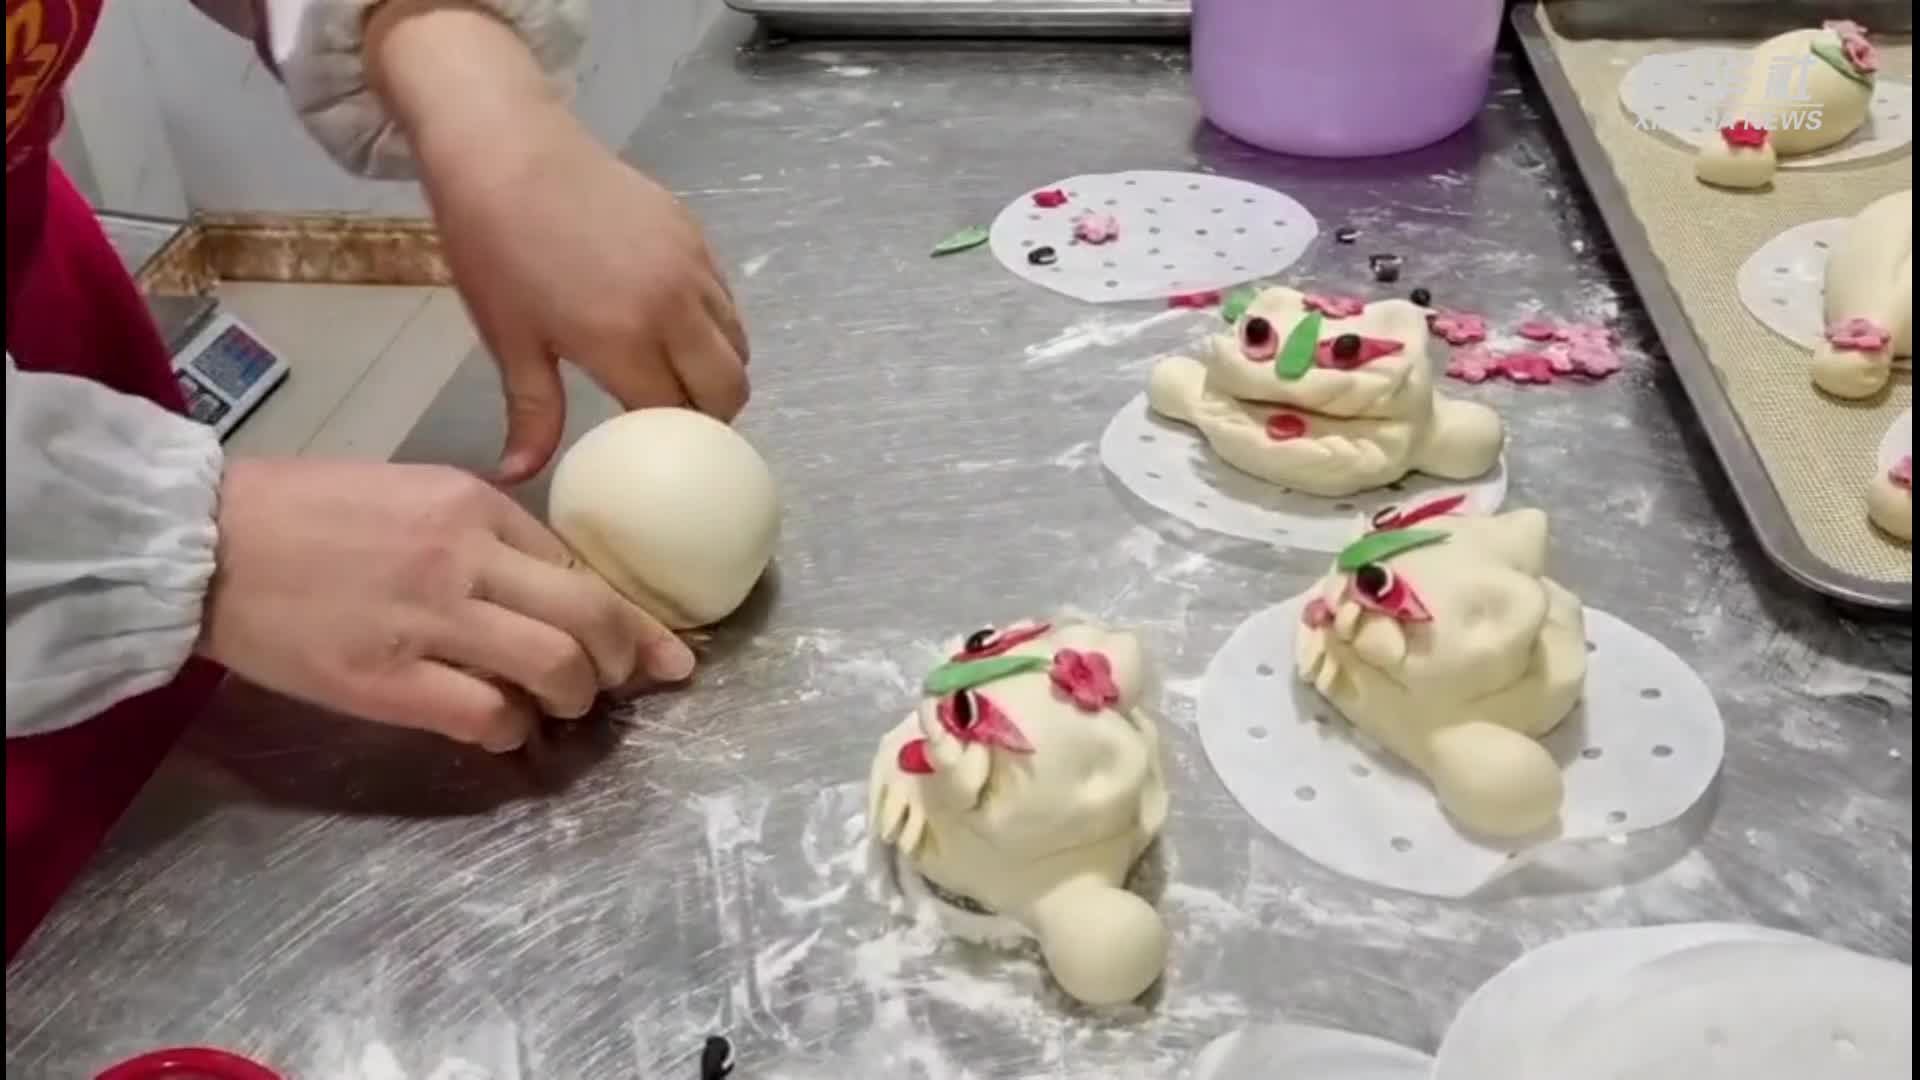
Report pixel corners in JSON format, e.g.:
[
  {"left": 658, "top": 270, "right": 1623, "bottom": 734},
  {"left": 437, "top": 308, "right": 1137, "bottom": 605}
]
[
  {"left": 1146, "top": 354, "right": 1207, "bottom": 424},
  {"left": 1482, "top": 508, "right": 1549, "bottom": 577},
  {"left": 1026, "top": 880, "right": 1168, "bottom": 1006}
]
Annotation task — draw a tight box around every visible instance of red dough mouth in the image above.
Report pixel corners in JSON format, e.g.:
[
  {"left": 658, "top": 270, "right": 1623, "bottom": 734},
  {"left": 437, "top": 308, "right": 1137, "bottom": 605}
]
[{"left": 899, "top": 738, "right": 935, "bottom": 774}]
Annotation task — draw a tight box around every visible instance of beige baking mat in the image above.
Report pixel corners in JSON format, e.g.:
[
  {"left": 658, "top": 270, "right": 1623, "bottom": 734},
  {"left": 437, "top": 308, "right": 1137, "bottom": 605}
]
[{"left": 1540, "top": 10, "right": 1913, "bottom": 581}]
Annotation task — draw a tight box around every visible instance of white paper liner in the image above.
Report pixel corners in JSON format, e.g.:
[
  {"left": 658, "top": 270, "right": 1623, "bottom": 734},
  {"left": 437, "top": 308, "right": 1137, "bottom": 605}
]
[
  {"left": 988, "top": 170, "right": 1317, "bottom": 304},
  {"left": 1193, "top": 1022, "right": 1433, "bottom": 1080},
  {"left": 1736, "top": 217, "right": 1845, "bottom": 348},
  {"left": 1618, "top": 47, "right": 1913, "bottom": 167},
  {"left": 1433, "top": 923, "right": 1830, "bottom": 1080},
  {"left": 1553, "top": 939, "right": 1912, "bottom": 1080},
  {"left": 1099, "top": 393, "right": 1509, "bottom": 552},
  {"left": 1878, "top": 408, "right": 1912, "bottom": 472},
  {"left": 1195, "top": 596, "right": 1725, "bottom": 898}
]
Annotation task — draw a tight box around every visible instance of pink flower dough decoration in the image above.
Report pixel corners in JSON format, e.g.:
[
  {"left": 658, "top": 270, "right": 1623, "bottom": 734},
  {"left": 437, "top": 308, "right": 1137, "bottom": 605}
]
[
  {"left": 1445, "top": 344, "right": 1498, "bottom": 383},
  {"left": 1302, "top": 294, "right": 1367, "bottom": 319},
  {"left": 1719, "top": 121, "right": 1771, "bottom": 149},
  {"left": 1827, "top": 317, "right": 1893, "bottom": 353},
  {"left": 1429, "top": 310, "right": 1488, "bottom": 346},
  {"left": 1824, "top": 20, "right": 1878, "bottom": 74},
  {"left": 1071, "top": 212, "right": 1121, "bottom": 245},
  {"left": 1049, "top": 649, "right": 1120, "bottom": 712}
]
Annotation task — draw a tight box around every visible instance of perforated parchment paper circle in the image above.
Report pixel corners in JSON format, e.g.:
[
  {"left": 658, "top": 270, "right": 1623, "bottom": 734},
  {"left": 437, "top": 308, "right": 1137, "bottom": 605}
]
[
  {"left": 1195, "top": 596, "right": 1724, "bottom": 897},
  {"left": 1100, "top": 393, "right": 1507, "bottom": 553},
  {"left": 989, "top": 171, "right": 1317, "bottom": 303}
]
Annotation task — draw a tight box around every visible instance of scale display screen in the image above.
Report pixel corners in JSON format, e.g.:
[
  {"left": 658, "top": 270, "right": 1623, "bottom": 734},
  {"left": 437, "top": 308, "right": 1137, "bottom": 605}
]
[{"left": 171, "top": 313, "right": 289, "bottom": 440}]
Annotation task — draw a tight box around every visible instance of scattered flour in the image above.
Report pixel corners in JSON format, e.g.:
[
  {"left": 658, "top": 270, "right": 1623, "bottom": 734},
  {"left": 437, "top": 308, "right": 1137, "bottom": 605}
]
[{"left": 1023, "top": 309, "right": 1197, "bottom": 367}]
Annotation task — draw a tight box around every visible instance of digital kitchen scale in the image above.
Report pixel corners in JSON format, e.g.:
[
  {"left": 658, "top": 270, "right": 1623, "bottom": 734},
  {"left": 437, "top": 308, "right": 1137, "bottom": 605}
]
[{"left": 170, "top": 311, "right": 290, "bottom": 440}]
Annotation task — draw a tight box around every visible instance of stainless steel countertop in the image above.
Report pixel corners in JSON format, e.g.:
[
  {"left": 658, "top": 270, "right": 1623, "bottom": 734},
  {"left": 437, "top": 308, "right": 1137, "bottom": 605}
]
[{"left": 8, "top": 17, "right": 1913, "bottom": 1079}]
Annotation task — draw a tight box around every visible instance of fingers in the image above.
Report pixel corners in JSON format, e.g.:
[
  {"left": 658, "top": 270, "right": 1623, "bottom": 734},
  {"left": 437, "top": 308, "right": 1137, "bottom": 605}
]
[
  {"left": 360, "top": 661, "right": 538, "bottom": 754},
  {"left": 482, "top": 488, "right": 578, "bottom": 567},
  {"left": 669, "top": 308, "right": 750, "bottom": 422},
  {"left": 583, "top": 338, "right": 692, "bottom": 414},
  {"left": 433, "top": 599, "right": 601, "bottom": 720},
  {"left": 476, "top": 542, "right": 696, "bottom": 686},
  {"left": 494, "top": 345, "right": 568, "bottom": 484},
  {"left": 703, "top": 275, "right": 751, "bottom": 369}
]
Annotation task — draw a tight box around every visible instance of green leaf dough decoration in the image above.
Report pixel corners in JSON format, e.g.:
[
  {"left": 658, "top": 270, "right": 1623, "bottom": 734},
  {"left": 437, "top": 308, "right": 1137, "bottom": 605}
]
[
  {"left": 923, "top": 654, "right": 1048, "bottom": 696},
  {"left": 1810, "top": 38, "right": 1873, "bottom": 87},
  {"left": 1276, "top": 311, "right": 1323, "bottom": 380},
  {"left": 1336, "top": 528, "right": 1449, "bottom": 572},
  {"left": 1221, "top": 286, "right": 1258, "bottom": 324},
  {"left": 930, "top": 226, "right": 991, "bottom": 257}
]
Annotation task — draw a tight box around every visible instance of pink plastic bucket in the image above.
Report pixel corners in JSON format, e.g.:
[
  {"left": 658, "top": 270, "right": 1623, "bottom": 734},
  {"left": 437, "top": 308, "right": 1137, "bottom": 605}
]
[{"left": 1192, "top": 0, "right": 1504, "bottom": 158}]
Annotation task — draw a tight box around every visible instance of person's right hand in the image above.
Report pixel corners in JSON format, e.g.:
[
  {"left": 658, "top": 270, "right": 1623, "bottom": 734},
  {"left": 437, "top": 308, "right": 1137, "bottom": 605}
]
[{"left": 198, "top": 458, "right": 695, "bottom": 752}]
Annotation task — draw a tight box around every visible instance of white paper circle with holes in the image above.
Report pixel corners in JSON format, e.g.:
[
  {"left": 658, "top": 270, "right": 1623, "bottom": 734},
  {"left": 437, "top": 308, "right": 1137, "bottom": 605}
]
[
  {"left": 1737, "top": 217, "right": 1844, "bottom": 347},
  {"left": 1196, "top": 596, "right": 1725, "bottom": 897},
  {"left": 1553, "top": 939, "right": 1912, "bottom": 1080},
  {"left": 988, "top": 170, "right": 1317, "bottom": 303},
  {"left": 1618, "top": 48, "right": 1913, "bottom": 166},
  {"left": 1099, "top": 393, "right": 1508, "bottom": 552},
  {"left": 1434, "top": 923, "right": 1818, "bottom": 1080},
  {"left": 1879, "top": 408, "right": 1911, "bottom": 473},
  {"left": 1194, "top": 1023, "right": 1433, "bottom": 1080}
]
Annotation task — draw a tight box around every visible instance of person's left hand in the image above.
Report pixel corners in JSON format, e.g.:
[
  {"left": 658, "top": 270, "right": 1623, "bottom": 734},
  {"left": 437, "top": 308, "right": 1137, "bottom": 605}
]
[{"left": 367, "top": 3, "right": 750, "bottom": 482}]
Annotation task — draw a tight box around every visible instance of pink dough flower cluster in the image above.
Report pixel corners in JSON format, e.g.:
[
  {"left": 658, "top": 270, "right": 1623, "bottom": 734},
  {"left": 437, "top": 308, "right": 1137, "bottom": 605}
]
[
  {"left": 1825, "top": 20, "right": 1878, "bottom": 74},
  {"left": 1441, "top": 319, "right": 1623, "bottom": 385}
]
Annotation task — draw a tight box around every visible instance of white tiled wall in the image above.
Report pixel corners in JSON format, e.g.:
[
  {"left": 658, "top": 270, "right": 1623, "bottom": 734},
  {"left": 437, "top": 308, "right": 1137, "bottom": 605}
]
[
  {"left": 62, "top": 0, "right": 719, "bottom": 217},
  {"left": 59, "top": 6, "right": 192, "bottom": 219}
]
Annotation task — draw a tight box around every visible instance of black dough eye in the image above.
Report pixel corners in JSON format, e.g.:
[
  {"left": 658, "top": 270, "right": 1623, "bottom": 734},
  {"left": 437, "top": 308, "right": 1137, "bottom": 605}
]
[
  {"left": 1355, "top": 564, "right": 1393, "bottom": 599},
  {"left": 1370, "top": 505, "right": 1400, "bottom": 530},
  {"left": 1332, "top": 333, "right": 1362, "bottom": 360},
  {"left": 952, "top": 691, "right": 978, "bottom": 728},
  {"left": 1243, "top": 316, "right": 1274, "bottom": 347},
  {"left": 964, "top": 628, "right": 997, "bottom": 653}
]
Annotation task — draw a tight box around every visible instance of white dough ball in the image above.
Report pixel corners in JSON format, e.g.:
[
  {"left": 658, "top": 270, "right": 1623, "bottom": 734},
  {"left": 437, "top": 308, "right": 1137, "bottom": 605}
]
[{"left": 548, "top": 408, "right": 778, "bottom": 629}]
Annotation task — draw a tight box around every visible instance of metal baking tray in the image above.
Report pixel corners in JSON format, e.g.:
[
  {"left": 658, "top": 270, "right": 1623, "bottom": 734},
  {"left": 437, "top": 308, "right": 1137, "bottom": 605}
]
[
  {"left": 724, "top": 0, "right": 1910, "bottom": 41},
  {"left": 721, "top": 0, "right": 1186, "bottom": 39},
  {"left": 1512, "top": 4, "right": 1911, "bottom": 611}
]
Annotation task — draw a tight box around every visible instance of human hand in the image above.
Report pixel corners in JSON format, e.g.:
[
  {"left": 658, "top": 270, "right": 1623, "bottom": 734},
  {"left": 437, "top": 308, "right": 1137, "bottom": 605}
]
[
  {"left": 199, "top": 458, "right": 696, "bottom": 752},
  {"left": 437, "top": 127, "right": 750, "bottom": 482},
  {"left": 364, "top": 2, "right": 749, "bottom": 483}
]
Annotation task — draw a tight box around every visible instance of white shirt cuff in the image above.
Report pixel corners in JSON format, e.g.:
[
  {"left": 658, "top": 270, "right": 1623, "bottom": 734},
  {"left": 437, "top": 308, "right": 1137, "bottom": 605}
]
[
  {"left": 5, "top": 357, "right": 225, "bottom": 738},
  {"left": 265, "top": 0, "right": 589, "bottom": 178}
]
